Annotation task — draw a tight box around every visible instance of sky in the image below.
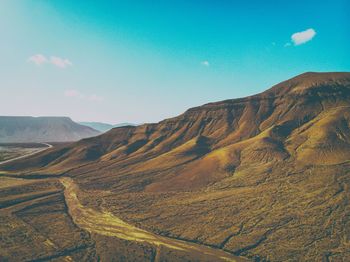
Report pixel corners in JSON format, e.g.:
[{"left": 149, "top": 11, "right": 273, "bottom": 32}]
[{"left": 0, "top": 0, "right": 349, "bottom": 124}]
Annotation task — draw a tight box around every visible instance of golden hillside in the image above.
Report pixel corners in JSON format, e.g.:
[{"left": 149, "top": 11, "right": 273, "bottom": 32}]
[{"left": 1, "top": 72, "right": 350, "bottom": 261}]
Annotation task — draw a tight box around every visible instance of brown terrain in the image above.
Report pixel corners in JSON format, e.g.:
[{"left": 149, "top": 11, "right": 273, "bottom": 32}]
[
  {"left": 0, "top": 72, "right": 350, "bottom": 261},
  {"left": 0, "top": 143, "right": 50, "bottom": 164}
]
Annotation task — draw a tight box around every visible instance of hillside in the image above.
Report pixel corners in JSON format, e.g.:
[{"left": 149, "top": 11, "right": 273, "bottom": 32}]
[
  {"left": 1, "top": 72, "right": 350, "bottom": 261},
  {"left": 0, "top": 116, "right": 100, "bottom": 143}
]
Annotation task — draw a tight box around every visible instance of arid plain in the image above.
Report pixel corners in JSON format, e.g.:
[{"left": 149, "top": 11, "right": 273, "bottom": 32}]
[{"left": 1, "top": 72, "right": 350, "bottom": 261}]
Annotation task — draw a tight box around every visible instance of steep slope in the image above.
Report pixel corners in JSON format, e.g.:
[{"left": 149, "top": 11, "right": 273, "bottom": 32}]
[
  {"left": 3, "top": 72, "right": 349, "bottom": 177},
  {"left": 0, "top": 116, "right": 100, "bottom": 143},
  {"left": 1, "top": 72, "right": 350, "bottom": 261}
]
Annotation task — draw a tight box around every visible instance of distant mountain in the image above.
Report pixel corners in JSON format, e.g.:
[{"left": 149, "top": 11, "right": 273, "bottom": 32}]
[
  {"left": 79, "top": 122, "right": 136, "bottom": 132},
  {"left": 0, "top": 116, "right": 100, "bottom": 143},
  {"left": 2, "top": 72, "right": 350, "bottom": 261}
]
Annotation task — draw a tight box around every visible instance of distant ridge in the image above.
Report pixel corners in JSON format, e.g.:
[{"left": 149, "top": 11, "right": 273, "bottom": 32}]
[
  {"left": 79, "top": 122, "right": 136, "bottom": 133},
  {"left": 2, "top": 72, "right": 350, "bottom": 260},
  {"left": 0, "top": 116, "right": 100, "bottom": 143}
]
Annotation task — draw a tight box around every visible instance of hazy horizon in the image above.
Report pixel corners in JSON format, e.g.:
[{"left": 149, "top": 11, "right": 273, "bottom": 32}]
[
  {"left": 1, "top": 2, "right": 350, "bottom": 261},
  {"left": 1, "top": 0, "right": 349, "bottom": 123},
  {"left": 0, "top": 115, "right": 136, "bottom": 126}
]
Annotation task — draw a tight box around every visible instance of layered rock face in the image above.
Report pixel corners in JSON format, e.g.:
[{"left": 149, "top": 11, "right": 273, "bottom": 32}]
[{"left": 2, "top": 72, "right": 350, "bottom": 261}]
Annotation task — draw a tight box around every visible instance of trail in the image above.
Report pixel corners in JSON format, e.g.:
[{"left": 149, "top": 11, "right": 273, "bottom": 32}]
[
  {"left": 0, "top": 143, "right": 52, "bottom": 165},
  {"left": 61, "top": 177, "right": 248, "bottom": 262}
]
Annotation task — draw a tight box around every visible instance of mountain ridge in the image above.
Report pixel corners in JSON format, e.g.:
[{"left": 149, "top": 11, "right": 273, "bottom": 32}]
[
  {"left": 0, "top": 116, "right": 100, "bottom": 143},
  {"left": 79, "top": 122, "right": 136, "bottom": 133},
  {"left": 1, "top": 72, "right": 350, "bottom": 261},
  {"left": 2, "top": 72, "right": 350, "bottom": 174}
]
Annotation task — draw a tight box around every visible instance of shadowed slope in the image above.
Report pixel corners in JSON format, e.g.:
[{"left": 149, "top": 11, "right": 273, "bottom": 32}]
[
  {"left": 1, "top": 72, "right": 350, "bottom": 261},
  {"left": 2, "top": 72, "right": 349, "bottom": 181}
]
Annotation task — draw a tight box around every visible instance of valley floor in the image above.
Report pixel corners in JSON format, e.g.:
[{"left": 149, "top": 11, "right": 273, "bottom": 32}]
[
  {"left": 0, "top": 175, "right": 247, "bottom": 261},
  {"left": 61, "top": 177, "right": 247, "bottom": 261},
  {"left": 1, "top": 73, "right": 350, "bottom": 261},
  {"left": 0, "top": 143, "right": 52, "bottom": 165}
]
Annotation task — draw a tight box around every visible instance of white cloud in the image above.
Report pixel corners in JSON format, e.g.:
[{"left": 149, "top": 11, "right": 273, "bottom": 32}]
[
  {"left": 50, "top": 56, "right": 72, "bottom": 68},
  {"left": 28, "top": 54, "right": 48, "bottom": 65},
  {"left": 201, "top": 60, "right": 210, "bottom": 67},
  {"left": 64, "top": 90, "right": 104, "bottom": 102},
  {"left": 28, "top": 54, "right": 72, "bottom": 68},
  {"left": 291, "top": 28, "right": 316, "bottom": 45}
]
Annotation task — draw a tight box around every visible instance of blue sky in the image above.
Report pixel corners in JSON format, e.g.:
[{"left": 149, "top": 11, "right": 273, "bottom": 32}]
[{"left": 0, "top": 0, "right": 349, "bottom": 124}]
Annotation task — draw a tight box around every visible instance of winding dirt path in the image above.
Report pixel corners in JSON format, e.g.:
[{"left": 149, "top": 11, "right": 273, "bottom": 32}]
[{"left": 61, "top": 177, "right": 248, "bottom": 262}]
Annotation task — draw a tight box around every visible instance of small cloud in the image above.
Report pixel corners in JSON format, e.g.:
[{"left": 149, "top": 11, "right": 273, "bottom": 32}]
[
  {"left": 201, "top": 60, "right": 210, "bottom": 67},
  {"left": 50, "top": 56, "right": 72, "bottom": 68},
  {"left": 28, "top": 54, "right": 72, "bottom": 68},
  {"left": 291, "top": 28, "right": 316, "bottom": 46},
  {"left": 64, "top": 90, "right": 103, "bottom": 102},
  {"left": 284, "top": 42, "right": 292, "bottom": 47},
  {"left": 28, "top": 54, "right": 48, "bottom": 65}
]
